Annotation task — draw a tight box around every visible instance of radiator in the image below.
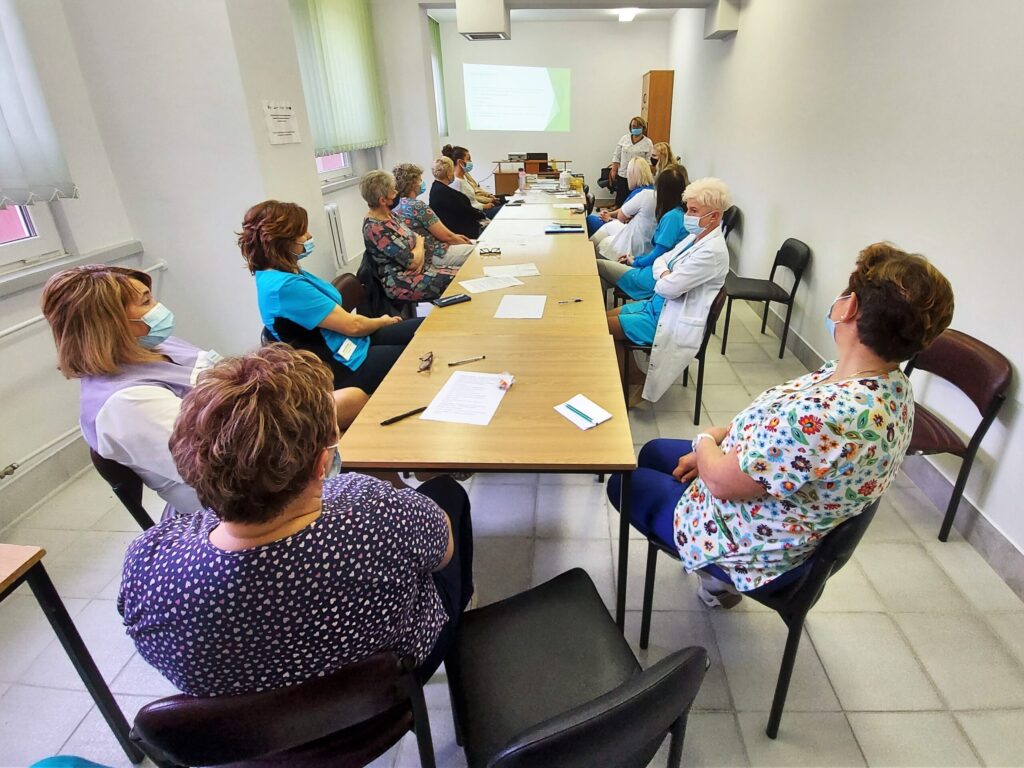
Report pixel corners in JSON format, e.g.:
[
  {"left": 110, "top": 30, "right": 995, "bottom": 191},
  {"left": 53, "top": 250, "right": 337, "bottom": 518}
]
[{"left": 324, "top": 203, "right": 347, "bottom": 265}]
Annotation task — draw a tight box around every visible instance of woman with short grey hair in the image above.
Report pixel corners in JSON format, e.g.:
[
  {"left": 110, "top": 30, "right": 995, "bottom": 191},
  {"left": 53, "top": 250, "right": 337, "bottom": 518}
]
[
  {"left": 392, "top": 162, "right": 475, "bottom": 269},
  {"left": 361, "top": 170, "right": 458, "bottom": 303},
  {"left": 428, "top": 156, "right": 487, "bottom": 240}
]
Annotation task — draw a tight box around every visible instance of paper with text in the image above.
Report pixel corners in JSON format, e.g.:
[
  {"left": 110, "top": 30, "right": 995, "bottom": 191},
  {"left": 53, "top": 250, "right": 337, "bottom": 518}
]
[
  {"left": 459, "top": 275, "right": 524, "bottom": 294},
  {"left": 495, "top": 294, "right": 546, "bottom": 319},
  {"left": 483, "top": 263, "right": 541, "bottom": 278},
  {"left": 420, "top": 372, "right": 509, "bottom": 426},
  {"left": 554, "top": 394, "right": 613, "bottom": 430}
]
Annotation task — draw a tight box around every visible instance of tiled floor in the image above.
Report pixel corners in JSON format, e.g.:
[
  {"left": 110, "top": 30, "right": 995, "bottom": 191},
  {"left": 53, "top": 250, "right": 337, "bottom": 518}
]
[{"left": 2, "top": 303, "right": 1023, "bottom": 767}]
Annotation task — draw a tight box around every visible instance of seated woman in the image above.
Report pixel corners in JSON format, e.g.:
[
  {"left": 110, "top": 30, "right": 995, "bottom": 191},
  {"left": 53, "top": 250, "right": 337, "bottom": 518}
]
[
  {"left": 608, "top": 243, "right": 954, "bottom": 607},
  {"left": 428, "top": 156, "right": 488, "bottom": 240},
  {"left": 240, "top": 199, "right": 421, "bottom": 428},
  {"left": 650, "top": 141, "right": 679, "bottom": 178},
  {"left": 597, "top": 165, "right": 690, "bottom": 296},
  {"left": 119, "top": 345, "right": 474, "bottom": 694},
  {"left": 393, "top": 162, "right": 475, "bottom": 269},
  {"left": 607, "top": 177, "right": 731, "bottom": 403},
  {"left": 586, "top": 157, "right": 654, "bottom": 240},
  {"left": 361, "top": 171, "right": 459, "bottom": 303},
  {"left": 41, "top": 265, "right": 215, "bottom": 515},
  {"left": 442, "top": 144, "right": 500, "bottom": 220}
]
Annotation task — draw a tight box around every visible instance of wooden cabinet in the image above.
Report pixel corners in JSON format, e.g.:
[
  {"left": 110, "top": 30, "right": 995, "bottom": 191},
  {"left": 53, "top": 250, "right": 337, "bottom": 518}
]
[{"left": 641, "top": 70, "right": 674, "bottom": 145}]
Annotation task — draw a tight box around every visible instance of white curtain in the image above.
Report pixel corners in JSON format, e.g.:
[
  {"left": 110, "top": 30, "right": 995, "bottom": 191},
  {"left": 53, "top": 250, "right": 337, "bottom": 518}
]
[
  {"left": 0, "top": 0, "right": 76, "bottom": 207},
  {"left": 290, "top": 0, "right": 387, "bottom": 156}
]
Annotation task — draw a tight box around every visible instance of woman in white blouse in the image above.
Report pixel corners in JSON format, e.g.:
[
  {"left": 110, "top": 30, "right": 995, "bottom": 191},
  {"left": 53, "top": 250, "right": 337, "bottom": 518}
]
[
  {"left": 609, "top": 116, "right": 654, "bottom": 206},
  {"left": 591, "top": 157, "right": 657, "bottom": 261}
]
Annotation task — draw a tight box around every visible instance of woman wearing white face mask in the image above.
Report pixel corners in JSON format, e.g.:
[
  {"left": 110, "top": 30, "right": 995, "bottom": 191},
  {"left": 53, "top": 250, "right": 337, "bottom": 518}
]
[
  {"left": 608, "top": 116, "right": 654, "bottom": 208},
  {"left": 41, "top": 265, "right": 218, "bottom": 515}
]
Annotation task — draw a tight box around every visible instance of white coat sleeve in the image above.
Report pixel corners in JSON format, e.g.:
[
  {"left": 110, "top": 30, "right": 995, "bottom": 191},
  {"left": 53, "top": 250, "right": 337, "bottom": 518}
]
[
  {"left": 94, "top": 385, "right": 185, "bottom": 487},
  {"left": 652, "top": 252, "right": 670, "bottom": 277},
  {"left": 654, "top": 246, "right": 721, "bottom": 300},
  {"left": 611, "top": 136, "right": 624, "bottom": 166}
]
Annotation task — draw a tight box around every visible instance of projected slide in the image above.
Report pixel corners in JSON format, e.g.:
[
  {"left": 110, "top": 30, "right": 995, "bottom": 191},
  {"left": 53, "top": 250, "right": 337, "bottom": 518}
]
[{"left": 463, "top": 63, "right": 570, "bottom": 132}]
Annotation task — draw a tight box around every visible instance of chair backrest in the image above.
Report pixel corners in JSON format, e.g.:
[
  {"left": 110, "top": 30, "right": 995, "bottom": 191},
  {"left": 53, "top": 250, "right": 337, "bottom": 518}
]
[
  {"left": 131, "top": 652, "right": 415, "bottom": 767},
  {"left": 331, "top": 272, "right": 368, "bottom": 312},
  {"left": 356, "top": 254, "right": 408, "bottom": 317},
  {"left": 905, "top": 329, "right": 1012, "bottom": 417},
  {"left": 489, "top": 647, "right": 708, "bottom": 768},
  {"left": 696, "top": 286, "right": 728, "bottom": 360},
  {"left": 769, "top": 238, "right": 812, "bottom": 297},
  {"left": 753, "top": 499, "right": 880, "bottom": 618},
  {"left": 89, "top": 450, "right": 155, "bottom": 530},
  {"left": 720, "top": 205, "right": 741, "bottom": 239}
]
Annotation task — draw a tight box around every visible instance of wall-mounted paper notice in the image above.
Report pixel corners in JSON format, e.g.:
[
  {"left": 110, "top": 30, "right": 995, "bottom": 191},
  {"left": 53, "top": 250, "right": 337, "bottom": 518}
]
[{"left": 263, "top": 101, "right": 301, "bottom": 145}]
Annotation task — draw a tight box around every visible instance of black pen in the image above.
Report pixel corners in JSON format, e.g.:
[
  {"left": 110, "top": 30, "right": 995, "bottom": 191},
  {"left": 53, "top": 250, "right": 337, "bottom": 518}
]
[
  {"left": 380, "top": 406, "right": 427, "bottom": 426},
  {"left": 558, "top": 298, "right": 583, "bottom": 304}
]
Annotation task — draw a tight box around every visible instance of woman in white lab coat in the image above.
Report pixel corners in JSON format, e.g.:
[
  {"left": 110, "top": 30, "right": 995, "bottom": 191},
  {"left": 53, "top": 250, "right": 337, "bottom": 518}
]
[
  {"left": 590, "top": 157, "right": 656, "bottom": 259},
  {"left": 607, "top": 178, "right": 731, "bottom": 402}
]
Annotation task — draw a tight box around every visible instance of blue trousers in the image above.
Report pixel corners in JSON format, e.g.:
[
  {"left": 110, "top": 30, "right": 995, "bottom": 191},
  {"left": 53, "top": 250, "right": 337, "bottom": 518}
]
[
  {"left": 607, "top": 438, "right": 811, "bottom": 596},
  {"left": 586, "top": 213, "right": 604, "bottom": 237}
]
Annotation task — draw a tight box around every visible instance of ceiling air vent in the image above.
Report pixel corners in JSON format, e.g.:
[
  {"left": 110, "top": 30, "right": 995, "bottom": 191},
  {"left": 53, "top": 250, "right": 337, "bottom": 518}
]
[{"left": 456, "top": 0, "right": 510, "bottom": 41}]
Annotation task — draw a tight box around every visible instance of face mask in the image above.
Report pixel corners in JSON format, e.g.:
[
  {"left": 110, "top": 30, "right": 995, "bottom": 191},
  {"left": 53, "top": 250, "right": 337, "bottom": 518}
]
[
  {"left": 324, "top": 444, "right": 342, "bottom": 480},
  {"left": 135, "top": 303, "right": 175, "bottom": 349},
  {"left": 299, "top": 238, "right": 315, "bottom": 260},
  {"left": 651, "top": 158, "right": 659, "bottom": 167},
  {"left": 630, "top": 127, "right": 643, "bottom": 136},
  {"left": 683, "top": 212, "right": 710, "bottom": 235},
  {"left": 824, "top": 295, "right": 851, "bottom": 341},
  {"left": 418, "top": 181, "right": 427, "bottom": 195},
  {"left": 464, "top": 161, "right": 474, "bottom": 173}
]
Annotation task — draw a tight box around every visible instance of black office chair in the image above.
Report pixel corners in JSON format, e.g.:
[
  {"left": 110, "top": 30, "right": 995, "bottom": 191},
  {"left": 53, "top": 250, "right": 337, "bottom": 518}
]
[
  {"left": 446, "top": 569, "right": 707, "bottom": 768},
  {"left": 720, "top": 238, "right": 811, "bottom": 359},
  {"left": 89, "top": 450, "right": 156, "bottom": 530},
  {"left": 635, "top": 499, "right": 880, "bottom": 739},
  {"left": 131, "top": 652, "right": 436, "bottom": 768},
  {"left": 720, "top": 205, "right": 741, "bottom": 240},
  {"left": 356, "top": 254, "right": 415, "bottom": 318},
  {"left": 904, "top": 329, "right": 1012, "bottom": 541},
  {"left": 621, "top": 286, "right": 727, "bottom": 424}
]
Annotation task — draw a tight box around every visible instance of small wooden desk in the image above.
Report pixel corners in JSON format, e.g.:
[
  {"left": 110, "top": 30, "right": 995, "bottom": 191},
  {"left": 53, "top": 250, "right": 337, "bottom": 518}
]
[
  {"left": 457, "top": 239, "right": 597, "bottom": 279},
  {"left": 339, "top": 335, "right": 634, "bottom": 473},
  {"left": 426, "top": 275, "right": 607, "bottom": 337}
]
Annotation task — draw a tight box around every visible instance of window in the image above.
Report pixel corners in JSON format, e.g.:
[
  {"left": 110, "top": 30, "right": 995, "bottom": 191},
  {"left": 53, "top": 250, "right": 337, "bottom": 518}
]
[
  {"left": 316, "top": 151, "right": 354, "bottom": 184},
  {"left": 0, "top": 204, "right": 65, "bottom": 273},
  {"left": 429, "top": 16, "right": 449, "bottom": 137},
  {"left": 0, "top": 205, "right": 35, "bottom": 245}
]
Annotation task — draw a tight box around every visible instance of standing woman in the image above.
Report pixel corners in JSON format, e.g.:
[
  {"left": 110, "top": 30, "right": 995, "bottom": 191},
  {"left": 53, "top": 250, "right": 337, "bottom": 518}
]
[{"left": 609, "top": 116, "right": 654, "bottom": 207}]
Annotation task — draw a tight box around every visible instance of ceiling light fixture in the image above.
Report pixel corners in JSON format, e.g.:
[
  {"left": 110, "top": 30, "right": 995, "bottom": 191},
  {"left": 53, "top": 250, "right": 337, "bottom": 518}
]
[{"left": 618, "top": 8, "right": 639, "bottom": 22}]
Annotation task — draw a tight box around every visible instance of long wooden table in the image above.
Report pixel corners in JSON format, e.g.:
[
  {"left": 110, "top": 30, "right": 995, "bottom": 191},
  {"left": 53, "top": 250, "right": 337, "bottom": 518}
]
[{"left": 341, "top": 185, "right": 637, "bottom": 627}]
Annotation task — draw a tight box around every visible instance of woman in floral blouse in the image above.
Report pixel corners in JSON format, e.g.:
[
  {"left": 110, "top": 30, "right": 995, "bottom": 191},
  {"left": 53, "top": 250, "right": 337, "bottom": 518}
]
[
  {"left": 609, "top": 243, "right": 954, "bottom": 607},
  {"left": 361, "top": 170, "right": 459, "bottom": 303},
  {"left": 392, "top": 162, "right": 475, "bottom": 269}
]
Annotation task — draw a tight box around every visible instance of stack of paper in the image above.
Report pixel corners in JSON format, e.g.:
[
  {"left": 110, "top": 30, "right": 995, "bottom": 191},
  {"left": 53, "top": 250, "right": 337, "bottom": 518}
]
[
  {"left": 421, "top": 372, "right": 509, "bottom": 426},
  {"left": 483, "top": 263, "right": 540, "bottom": 278},
  {"left": 555, "top": 395, "right": 613, "bottom": 430},
  {"left": 494, "top": 294, "right": 546, "bottom": 319},
  {"left": 459, "top": 275, "right": 524, "bottom": 294}
]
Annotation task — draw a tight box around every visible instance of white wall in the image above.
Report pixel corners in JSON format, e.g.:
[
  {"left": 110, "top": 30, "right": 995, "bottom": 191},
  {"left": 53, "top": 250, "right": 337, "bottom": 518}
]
[
  {"left": 667, "top": 0, "right": 1024, "bottom": 550},
  {"left": 440, "top": 20, "right": 669, "bottom": 192}
]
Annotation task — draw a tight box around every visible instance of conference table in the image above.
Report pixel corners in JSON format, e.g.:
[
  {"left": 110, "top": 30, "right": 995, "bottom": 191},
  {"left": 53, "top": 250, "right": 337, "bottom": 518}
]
[{"left": 340, "top": 187, "right": 637, "bottom": 628}]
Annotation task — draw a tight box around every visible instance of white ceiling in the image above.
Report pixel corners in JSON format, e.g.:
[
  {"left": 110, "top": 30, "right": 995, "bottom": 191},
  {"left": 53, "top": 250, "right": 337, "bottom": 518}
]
[{"left": 428, "top": 7, "right": 681, "bottom": 23}]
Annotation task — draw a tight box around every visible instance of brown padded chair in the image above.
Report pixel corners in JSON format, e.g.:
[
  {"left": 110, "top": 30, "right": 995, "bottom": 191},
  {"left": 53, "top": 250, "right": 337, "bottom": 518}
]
[
  {"left": 131, "top": 652, "right": 435, "bottom": 768},
  {"left": 904, "top": 329, "right": 1012, "bottom": 541},
  {"left": 331, "top": 272, "right": 368, "bottom": 312}
]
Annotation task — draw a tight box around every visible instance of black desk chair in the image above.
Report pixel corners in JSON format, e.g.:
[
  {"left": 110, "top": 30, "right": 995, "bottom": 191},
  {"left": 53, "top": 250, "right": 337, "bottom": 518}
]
[
  {"left": 720, "top": 205, "right": 741, "bottom": 240},
  {"left": 446, "top": 569, "right": 708, "bottom": 768},
  {"left": 131, "top": 652, "right": 436, "bottom": 768},
  {"left": 89, "top": 450, "right": 156, "bottom": 530},
  {"left": 720, "top": 237, "right": 811, "bottom": 359},
  {"left": 621, "top": 286, "right": 727, "bottom": 424},
  {"left": 904, "top": 329, "right": 1012, "bottom": 541},
  {"left": 635, "top": 499, "right": 879, "bottom": 739}
]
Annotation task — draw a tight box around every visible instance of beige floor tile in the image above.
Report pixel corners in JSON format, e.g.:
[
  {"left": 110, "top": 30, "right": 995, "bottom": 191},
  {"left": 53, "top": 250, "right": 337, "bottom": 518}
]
[
  {"left": 812, "top": 558, "right": 886, "bottom": 612},
  {"left": 0, "top": 684, "right": 95, "bottom": 765},
  {"left": 653, "top": 383, "right": 700, "bottom": 412},
  {"left": 59, "top": 693, "right": 160, "bottom": 768},
  {"left": 473, "top": 537, "right": 533, "bottom": 608},
  {"left": 0, "top": 594, "right": 88, "bottom": 682},
  {"left": 737, "top": 711, "right": 865, "bottom": 767},
  {"left": 469, "top": 480, "right": 536, "bottom": 537},
  {"left": 693, "top": 361, "right": 741, "bottom": 386},
  {"left": 700, "top": 384, "right": 757, "bottom": 412},
  {"left": 643, "top": 712, "right": 749, "bottom": 767},
  {"left": 653, "top": 409, "right": 703, "bottom": 439},
  {"left": 721, "top": 343, "right": 773, "bottom": 364},
  {"left": 862, "top": 502, "right": 919, "bottom": 543},
  {"left": 532, "top": 538, "right": 615, "bottom": 610},
  {"left": 629, "top": 403, "right": 662, "bottom": 446},
  {"left": 617, "top": 539, "right": 697, "bottom": 612},
  {"left": 886, "top": 483, "right": 963, "bottom": 542},
  {"left": 806, "top": 613, "right": 942, "bottom": 710},
  {"left": 984, "top": 612, "right": 1024, "bottom": 667},
  {"left": 855, "top": 542, "right": 971, "bottom": 613},
  {"left": 16, "top": 471, "right": 120, "bottom": 530},
  {"left": 895, "top": 613, "right": 1024, "bottom": 709},
  {"left": 924, "top": 541, "right": 1023, "bottom": 612},
  {"left": 848, "top": 712, "right": 980, "bottom": 767},
  {"left": 535, "top": 481, "right": 609, "bottom": 539},
  {"left": 955, "top": 711, "right": 1024, "bottom": 768}
]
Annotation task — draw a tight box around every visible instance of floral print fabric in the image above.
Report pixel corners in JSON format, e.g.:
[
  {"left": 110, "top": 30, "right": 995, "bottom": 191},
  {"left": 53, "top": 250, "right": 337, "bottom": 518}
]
[
  {"left": 362, "top": 215, "right": 457, "bottom": 302},
  {"left": 394, "top": 197, "right": 450, "bottom": 267},
  {"left": 674, "top": 361, "right": 914, "bottom": 590}
]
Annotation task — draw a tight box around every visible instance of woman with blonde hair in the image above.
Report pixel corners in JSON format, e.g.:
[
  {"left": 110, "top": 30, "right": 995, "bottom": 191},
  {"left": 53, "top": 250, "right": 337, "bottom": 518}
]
[
  {"left": 428, "top": 155, "right": 487, "bottom": 239},
  {"left": 651, "top": 141, "right": 678, "bottom": 177},
  {"left": 588, "top": 157, "right": 656, "bottom": 259},
  {"left": 392, "top": 162, "right": 475, "bottom": 269},
  {"left": 41, "top": 265, "right": 218, "bottom": 515}
]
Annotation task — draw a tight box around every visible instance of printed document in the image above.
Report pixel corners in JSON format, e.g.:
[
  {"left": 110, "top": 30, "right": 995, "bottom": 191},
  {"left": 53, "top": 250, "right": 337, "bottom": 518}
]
[
  {"left": 459, "top": 275, "right": 524, "bottom": 294},
  {"left": 421, "top": 372, "right": 509, "bottom": 426},
  {"left": 483, "top": 263, "right": 541, "bottom": 278}
]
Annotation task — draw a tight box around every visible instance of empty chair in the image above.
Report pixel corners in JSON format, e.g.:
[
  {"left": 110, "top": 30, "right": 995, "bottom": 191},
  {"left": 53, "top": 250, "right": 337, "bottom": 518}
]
[
  {"left": 89, "top": 450, "right": 156, "bottom": 530},
  {"left": 636, "top": 499, "right": 879, "bottom": 739},
  {"left": 446, "top": 569, "right": 708, "bottom": 768},
  {"left": 131, "top": 652, "right": 436, "bottom": 768},
  {"left": 720, "top": 237, "right": 811, "bottom": 359},
  {"left": 904, "top": 329, "right": 1012, "bottom": 541},
  {"left": 622, "top": 286, "right": 727, "bottom": 424}
]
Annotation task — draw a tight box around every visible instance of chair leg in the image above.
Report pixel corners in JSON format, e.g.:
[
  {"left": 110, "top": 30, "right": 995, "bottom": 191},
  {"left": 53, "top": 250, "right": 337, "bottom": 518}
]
[
  {"left": 595, "top": 473, "right": 605, "bottom": 483},
  {"left": 760, "top": 301, "right": 770, "bottom": 334},
  {"left": 720, "top": 298, "right": 733, "bottom": 354},
  {"left": 408, "top": 677, "right": 437, "bottom": 768},
  {"left": 640, "top": 542, "right": 659, "bottom": 650},
  {"left": 26, "top": 564, "right": 145, "bottom": 764},
  {"left": 666, "top": 713, "right": 689, "bottom": 768},
  {"left": 616, "top": 472, "right": 632, "bottom": 630},
  {"left": 938, "top": 457, "right": 973, "bottom": 542},
  {"left": 443, "top": 652, "right": 465, "bottom": 747},
  {"left": 766, "top": 616, "right": 806, "bottom": 739},
  {"left": 682, "top": 366, "right": 689, "bottom": 387},
  {"left": 693, "top": 356, "right": 706, "bottom": 426},
  {"left": 779, "top": 301, "right": 795, "bottom": 359}
]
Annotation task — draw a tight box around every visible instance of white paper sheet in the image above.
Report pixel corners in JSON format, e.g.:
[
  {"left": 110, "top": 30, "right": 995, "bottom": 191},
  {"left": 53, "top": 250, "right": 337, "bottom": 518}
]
[
  {"left": 554, "top": 394, "right": 613, "bottom": 431},
  {"left": 483, "top": 263, "right": 540, "bottom": 278},
  {"left": 494, "top": 294, "right": 546, "bottom": 319},
  {"left": 459, "top": 275, "right": 524, "bottom": 294},
  {"left": 420, "top": 372, "right": 509, "bottom": 426}
]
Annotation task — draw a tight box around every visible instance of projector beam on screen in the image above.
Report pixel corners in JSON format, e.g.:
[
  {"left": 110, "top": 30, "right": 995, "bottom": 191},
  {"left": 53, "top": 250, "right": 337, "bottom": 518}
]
[{"left": 463, "top": 63, "right": 571, "bottom": 132}]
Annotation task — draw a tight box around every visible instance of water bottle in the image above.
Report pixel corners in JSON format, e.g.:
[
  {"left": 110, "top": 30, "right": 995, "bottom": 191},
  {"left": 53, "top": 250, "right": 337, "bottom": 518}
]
[
  {"left": 559, "top": 168, "right": 571, "bottom": 191},
  {"left": 518, "top": 169, "right": 526, "bottom": 192}
]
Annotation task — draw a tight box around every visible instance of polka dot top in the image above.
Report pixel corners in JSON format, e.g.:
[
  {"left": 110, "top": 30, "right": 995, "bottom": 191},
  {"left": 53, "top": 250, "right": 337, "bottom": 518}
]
[{"left": 117, "top": 473, "right": 450, "bottom": 696}]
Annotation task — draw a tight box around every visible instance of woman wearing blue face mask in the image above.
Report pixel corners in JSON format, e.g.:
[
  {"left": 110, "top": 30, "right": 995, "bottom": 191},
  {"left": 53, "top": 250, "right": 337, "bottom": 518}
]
[
  {"left": 41, "top": 265, "right": 218, "bottom": 516},
  {"left": 608, "top": 116, "right": 654, "bottom": 208},
  {"left": 443, "top": 145, "right": 500, "bottom": 220},
  {"left": 392, "top": 162, "right": 475, "bottom": 269}
]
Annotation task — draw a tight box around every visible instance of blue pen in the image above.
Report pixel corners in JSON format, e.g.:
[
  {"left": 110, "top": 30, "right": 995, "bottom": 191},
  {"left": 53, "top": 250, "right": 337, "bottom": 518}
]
[{"left": 565, "top": 402, "right": 594, "bottom": 423}]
